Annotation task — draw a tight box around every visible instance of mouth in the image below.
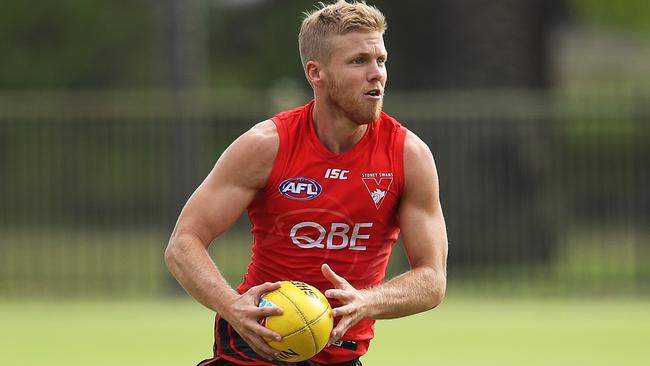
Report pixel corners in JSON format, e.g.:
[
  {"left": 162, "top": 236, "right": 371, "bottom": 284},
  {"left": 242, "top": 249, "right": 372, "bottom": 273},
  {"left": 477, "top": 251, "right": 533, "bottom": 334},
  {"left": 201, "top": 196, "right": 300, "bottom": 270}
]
[{"left": 364, "top": 89, "right": 382, "bottom": 100}]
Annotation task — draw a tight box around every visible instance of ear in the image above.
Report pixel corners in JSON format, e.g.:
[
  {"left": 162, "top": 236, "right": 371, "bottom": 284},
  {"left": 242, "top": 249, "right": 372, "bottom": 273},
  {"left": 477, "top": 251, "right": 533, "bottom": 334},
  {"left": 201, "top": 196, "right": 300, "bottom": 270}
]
[{"left": 305, "top": 60, "right": 325, "bottom": 88}]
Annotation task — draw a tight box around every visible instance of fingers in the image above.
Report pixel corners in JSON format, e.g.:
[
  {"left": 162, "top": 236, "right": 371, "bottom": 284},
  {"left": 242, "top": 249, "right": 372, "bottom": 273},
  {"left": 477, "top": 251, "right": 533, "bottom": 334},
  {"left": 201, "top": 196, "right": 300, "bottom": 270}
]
[
  {"left": 330, "top": 303, "right": 354, "bottom": 318},
  {"left": 324, "top": 288, "right": 350, "bottom": 301},
  {"left": 256, "top": 304, "right": 283, "bottom": 317},
  {"left": 243, "top": 333, "right": 280, "bottom": 360},
  {"left": 248, "top": 281, "right": 282, "bottom": 300},
  {"left": 246, "top": 282, "right": 283, "bottom": 316},
  {"left": 320, "top": 268, "right": 365, "bottom": 347},
  {"left": 231, "top": 314, "right": 281, "bottom": 360},
  {"left": 328, "top": 315, "right": 356, "bottom": 345},
  {"left": 236, "top": 315, "right": 283, "bottom": 360},
  {"left": 324, "top": 289, "right": 356, "bottom": 318},
  {"left": 253, "top": 284, "right": 284, "bottom": 319},
  {"left": 224, "top": 282, "right": 286, "bottom": 360},
  {"left": 321, "top": 263, "right": 350, "bottom": 288},
  {"left": 251, "top": 321, "right": 282, "bottom": 342}
]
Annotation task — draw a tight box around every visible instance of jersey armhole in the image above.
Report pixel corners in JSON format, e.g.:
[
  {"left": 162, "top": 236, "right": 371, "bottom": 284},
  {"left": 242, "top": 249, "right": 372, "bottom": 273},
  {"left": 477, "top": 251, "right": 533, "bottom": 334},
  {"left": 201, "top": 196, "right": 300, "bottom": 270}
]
[
  {"left": 394, "top": 126, "right": 408, "bottom": 197},
  {"left": 264, "top": 117, "right": 288, "bottom": 192}
]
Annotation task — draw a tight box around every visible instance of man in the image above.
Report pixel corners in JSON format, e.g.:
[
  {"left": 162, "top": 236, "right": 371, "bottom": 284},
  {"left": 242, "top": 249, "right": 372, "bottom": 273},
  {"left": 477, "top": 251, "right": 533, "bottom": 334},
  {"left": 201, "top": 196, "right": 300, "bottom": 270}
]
[{"left": 165, "top": 1, "right": 448, "bottom": 365}]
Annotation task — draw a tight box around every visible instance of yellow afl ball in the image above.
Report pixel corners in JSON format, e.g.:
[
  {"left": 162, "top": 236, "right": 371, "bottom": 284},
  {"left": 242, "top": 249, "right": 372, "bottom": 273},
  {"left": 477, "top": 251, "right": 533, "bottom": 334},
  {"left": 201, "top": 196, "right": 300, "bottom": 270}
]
[{"left": 259, "top": 280, "right": 333, "bottom": 362}]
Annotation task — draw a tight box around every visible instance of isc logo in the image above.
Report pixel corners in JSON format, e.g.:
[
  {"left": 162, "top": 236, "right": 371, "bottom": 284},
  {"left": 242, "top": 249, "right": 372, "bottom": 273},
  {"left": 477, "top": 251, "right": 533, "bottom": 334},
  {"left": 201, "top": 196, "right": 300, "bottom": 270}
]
[
  {"left": 290, "top": 221, "right": 372, "bottom": 250},
  {"left": 279, "top": 177, "right": 322, "bottom": 200},
  {"left": 324, "top": 168, "right": 349, "bottom": 180}
]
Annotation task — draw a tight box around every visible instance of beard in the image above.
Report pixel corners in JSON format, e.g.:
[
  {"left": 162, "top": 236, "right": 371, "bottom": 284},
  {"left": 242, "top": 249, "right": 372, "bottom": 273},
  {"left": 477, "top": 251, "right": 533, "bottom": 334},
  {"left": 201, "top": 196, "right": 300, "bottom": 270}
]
[{"left": 327, "top": 78, "right": 383, "bottom": 125}]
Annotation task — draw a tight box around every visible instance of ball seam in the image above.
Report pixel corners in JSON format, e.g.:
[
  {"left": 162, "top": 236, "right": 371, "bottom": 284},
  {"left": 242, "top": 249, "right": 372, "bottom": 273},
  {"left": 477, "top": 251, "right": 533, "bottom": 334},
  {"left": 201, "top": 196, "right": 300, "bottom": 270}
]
[{"left": 277, "top": 286, "right": 319, "bottom": 355}]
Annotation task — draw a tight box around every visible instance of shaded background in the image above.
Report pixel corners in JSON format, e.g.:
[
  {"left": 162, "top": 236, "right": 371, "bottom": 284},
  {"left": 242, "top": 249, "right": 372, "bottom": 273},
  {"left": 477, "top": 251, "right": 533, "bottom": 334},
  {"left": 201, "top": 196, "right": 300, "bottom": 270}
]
[{"left": 1, "top": 1, "right": 649, "bottom": 365}]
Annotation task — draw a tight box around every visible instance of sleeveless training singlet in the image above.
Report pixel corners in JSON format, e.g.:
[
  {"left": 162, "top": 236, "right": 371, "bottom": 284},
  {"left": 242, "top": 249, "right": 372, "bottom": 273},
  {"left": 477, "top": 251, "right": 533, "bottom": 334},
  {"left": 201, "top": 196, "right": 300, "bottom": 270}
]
[{"left": 238, "top": 100, "right": 407, "bottom": 364}]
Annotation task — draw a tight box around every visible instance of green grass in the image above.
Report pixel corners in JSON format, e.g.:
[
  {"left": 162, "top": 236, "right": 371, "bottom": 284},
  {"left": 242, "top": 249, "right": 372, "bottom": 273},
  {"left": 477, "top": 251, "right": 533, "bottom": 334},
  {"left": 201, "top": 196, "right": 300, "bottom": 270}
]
[
  {"left": 0, "top": 299, "right": 213, "bottom": 366},
  {"left": 1, "top": 296, "right": 648, "bottom": 366},
  {"left": 367, "top": 297, "right": 650, "bottom": 366}
]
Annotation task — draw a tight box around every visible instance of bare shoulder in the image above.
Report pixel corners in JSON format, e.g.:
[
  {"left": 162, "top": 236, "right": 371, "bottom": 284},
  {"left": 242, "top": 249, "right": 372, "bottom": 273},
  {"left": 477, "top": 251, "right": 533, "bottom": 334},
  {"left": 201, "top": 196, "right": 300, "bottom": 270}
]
[
  {"left": 246, "top": 119, "right": 278, "bottom": 140},
  {"left": 403, "top": 130, "right": 436, "bottom": 178},
  {"left": 227, "top": 119, "right": 279, "bottom": 163},
  {"left": 401, "top": 130, "right": 439, "bottom": 204},
  {"left": 238, "top": 119, "right": 279, "bottom": 157},
  {"left": 212, "top": 119, "right": 279, "bottom": 189}
]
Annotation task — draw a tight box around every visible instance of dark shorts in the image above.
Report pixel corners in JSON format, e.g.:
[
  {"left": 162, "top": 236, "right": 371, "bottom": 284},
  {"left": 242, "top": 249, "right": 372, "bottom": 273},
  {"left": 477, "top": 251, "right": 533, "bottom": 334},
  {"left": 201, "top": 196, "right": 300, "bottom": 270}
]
[{"left": 197, "top": 317, "right": 362, "bottom": 366}]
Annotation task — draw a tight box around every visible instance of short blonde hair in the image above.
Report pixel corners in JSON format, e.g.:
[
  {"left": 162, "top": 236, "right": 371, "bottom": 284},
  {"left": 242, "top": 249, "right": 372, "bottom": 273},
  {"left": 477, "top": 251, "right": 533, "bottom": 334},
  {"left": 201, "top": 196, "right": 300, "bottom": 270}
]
[{"left": 298, "top": 1, "right": 387, "bottom": 68}]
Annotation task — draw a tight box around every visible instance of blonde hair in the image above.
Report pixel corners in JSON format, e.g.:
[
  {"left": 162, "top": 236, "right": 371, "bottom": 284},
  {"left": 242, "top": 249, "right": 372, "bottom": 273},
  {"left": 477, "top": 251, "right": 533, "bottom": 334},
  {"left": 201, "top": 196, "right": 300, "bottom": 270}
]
[{"left": 298, "top": 1, "right": 387, "bottom": 68}]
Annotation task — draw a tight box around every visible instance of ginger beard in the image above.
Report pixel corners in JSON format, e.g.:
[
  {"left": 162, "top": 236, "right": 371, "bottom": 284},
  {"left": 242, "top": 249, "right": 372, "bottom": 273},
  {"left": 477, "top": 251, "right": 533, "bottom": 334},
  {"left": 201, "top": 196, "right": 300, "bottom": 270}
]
[{"left": 326, "top": 73, "right": 383, "bottom": 125}]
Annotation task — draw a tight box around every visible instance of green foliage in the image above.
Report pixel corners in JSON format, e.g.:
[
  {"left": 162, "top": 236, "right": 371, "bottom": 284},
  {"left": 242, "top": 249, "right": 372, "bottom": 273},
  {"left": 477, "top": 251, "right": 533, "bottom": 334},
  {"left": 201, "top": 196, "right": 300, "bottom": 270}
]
[
  {"left": 207, "top": 0, "right": 308, "bottom": 90},
  {"left": 0, "top": 0, "right": 157, "bottom": 88},
  {"left": 573, "top": 0, "right": 650, "bottom": 36}
]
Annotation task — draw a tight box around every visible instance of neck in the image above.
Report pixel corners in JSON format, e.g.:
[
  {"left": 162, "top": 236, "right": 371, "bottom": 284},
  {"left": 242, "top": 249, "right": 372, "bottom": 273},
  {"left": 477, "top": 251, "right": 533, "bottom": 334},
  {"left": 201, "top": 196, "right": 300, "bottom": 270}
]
[{"left": 311, "top": 100, "right": 368, "bottom": 154}]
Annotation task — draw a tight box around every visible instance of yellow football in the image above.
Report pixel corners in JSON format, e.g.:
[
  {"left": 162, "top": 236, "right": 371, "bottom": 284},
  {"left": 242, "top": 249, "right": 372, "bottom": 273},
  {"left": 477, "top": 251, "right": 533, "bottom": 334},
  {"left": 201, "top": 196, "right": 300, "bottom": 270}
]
[{"left": 259, "top": 280, "right": 333, "bottom": 362}]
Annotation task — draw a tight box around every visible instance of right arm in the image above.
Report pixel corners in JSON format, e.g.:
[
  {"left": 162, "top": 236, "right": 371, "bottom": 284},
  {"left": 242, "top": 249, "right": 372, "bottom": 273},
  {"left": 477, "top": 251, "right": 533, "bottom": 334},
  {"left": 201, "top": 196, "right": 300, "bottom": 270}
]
[{"left": 164, "top": 120, "right": 282, "bottom": 360}]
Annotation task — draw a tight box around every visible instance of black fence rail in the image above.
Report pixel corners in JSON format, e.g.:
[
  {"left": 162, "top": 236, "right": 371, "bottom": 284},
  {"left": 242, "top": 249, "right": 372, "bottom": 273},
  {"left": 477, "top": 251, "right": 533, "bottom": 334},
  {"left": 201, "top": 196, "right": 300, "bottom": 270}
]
[{"left": 0, "top": 90, "right": 648, "bottom": 297}]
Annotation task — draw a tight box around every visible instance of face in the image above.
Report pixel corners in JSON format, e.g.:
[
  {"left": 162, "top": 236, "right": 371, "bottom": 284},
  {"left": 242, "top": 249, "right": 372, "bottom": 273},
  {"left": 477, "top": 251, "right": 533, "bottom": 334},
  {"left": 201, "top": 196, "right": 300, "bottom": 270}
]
[{"left": 319, "top": 31, "right": 388, "bottom": 125}]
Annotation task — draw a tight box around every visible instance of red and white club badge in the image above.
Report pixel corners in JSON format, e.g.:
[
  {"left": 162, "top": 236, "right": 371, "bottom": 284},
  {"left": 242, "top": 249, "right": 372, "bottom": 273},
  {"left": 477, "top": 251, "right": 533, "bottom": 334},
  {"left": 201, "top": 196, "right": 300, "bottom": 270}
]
[{"left": 361, "top": 172, "right": 393, "bottom": 209}]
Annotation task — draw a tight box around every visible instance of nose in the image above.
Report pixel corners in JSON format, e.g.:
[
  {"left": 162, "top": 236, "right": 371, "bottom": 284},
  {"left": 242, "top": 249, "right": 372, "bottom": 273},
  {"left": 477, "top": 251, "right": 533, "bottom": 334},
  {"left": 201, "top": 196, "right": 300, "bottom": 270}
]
[{"left": 367, "top": 60, "right": 386, "bottom": 83}]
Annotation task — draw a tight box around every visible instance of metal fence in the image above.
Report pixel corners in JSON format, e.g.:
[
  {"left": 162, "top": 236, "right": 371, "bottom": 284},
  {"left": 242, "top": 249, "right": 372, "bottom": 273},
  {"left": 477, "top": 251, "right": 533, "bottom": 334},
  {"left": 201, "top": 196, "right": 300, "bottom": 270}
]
[{"left": 0, "top": 89, "right": 648, "bottom": 298}]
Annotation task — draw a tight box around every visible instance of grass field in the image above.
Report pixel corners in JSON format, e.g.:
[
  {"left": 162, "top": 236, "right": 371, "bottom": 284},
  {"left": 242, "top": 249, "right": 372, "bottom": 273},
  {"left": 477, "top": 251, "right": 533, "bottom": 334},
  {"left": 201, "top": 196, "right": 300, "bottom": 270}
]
[{"left": 1, "top": 295, "right": 648, "bottom": 366}]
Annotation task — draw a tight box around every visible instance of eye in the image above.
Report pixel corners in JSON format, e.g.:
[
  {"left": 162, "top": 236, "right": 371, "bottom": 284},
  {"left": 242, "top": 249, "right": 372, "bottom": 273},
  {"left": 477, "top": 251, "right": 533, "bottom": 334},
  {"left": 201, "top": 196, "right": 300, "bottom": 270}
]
[
  {"left": 351, "top": 57, "right": 366, "bottom": 65},
  {"left": 377, "top": 57, "right": 387, "bottom": 65}
]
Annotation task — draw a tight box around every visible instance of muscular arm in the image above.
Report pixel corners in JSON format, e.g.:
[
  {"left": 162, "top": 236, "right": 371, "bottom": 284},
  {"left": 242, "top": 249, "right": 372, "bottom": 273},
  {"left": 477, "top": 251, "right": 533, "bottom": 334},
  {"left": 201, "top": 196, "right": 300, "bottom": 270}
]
[
  {"left": 164, "top": 120, "right": 283, "bottom": 359},
  {"left": 368, "top": 130, "right": 447, "bottom": 317},
  {"left": 323, "top": 130, "right": 448, "bottom": 341}
]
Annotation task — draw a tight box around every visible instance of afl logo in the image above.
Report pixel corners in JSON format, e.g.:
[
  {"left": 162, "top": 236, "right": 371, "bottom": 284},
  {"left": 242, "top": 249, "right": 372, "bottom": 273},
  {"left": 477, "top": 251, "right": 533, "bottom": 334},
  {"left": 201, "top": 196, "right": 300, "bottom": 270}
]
[{"left": 279, "top": 177, "right": 322, "bottom": 200}]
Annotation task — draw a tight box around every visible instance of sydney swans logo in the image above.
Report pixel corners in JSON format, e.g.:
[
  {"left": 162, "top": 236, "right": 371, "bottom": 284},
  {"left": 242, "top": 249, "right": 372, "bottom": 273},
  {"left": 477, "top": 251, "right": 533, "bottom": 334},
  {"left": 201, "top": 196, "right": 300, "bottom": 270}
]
[{"left": 361, "top": 172, "right": 393, "bottom": 209}]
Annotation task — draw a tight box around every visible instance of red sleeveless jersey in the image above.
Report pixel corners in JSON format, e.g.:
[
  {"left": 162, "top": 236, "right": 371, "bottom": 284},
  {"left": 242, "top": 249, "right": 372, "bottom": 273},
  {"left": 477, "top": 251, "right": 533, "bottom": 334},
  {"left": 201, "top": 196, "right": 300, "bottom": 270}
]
[{"left": 238, "top": 100, "right": 407, "bottom": 364}]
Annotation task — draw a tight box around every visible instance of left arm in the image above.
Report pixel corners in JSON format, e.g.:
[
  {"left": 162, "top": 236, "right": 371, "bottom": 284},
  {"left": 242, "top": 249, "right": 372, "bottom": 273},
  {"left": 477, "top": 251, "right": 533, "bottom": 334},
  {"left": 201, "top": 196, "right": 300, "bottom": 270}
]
[{"left": 323, "top": 130, "right": 448, "bottom": 342}]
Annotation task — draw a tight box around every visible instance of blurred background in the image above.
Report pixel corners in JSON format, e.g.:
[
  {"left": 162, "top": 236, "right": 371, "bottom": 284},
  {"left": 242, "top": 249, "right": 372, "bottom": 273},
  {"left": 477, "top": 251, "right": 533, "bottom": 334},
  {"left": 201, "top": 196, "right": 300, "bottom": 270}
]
[{"left": 1, "top": 0, "right": 649, "bottom": 365}]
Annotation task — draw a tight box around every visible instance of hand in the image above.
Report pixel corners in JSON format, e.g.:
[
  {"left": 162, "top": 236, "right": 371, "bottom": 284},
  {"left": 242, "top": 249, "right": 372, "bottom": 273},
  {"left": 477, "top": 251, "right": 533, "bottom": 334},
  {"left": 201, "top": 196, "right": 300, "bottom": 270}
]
[
  {"left": 321, "top": 264, "right": 369, "bottom": 345},
  {"left": 222, "top": 281, "right": 284, "bottom": 360}
]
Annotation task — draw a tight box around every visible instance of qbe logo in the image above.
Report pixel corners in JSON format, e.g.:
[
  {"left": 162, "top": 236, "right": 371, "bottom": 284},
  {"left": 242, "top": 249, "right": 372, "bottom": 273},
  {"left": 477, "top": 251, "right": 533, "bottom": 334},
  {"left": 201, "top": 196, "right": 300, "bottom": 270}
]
[
  {"left": 279, "top": 177, "right": 322, "bottom": 200},
  {"left": 290, "top": 221, "right": 372, "bottom": 251}
]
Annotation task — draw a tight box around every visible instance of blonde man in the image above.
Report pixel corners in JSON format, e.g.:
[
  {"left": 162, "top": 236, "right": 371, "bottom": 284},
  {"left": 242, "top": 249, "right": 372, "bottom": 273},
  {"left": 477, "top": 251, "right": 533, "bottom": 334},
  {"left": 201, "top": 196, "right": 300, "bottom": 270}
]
[{"left": 166, "top": 1, "right": 448, "bottom": 365}]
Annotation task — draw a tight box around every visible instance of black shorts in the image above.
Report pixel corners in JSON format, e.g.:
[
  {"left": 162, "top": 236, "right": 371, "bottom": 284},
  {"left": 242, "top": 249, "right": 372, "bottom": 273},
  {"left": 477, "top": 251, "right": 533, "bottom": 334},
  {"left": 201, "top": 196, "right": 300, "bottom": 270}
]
[{"left": 197, "top": 316, "right": 362, "bottom": 366}]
